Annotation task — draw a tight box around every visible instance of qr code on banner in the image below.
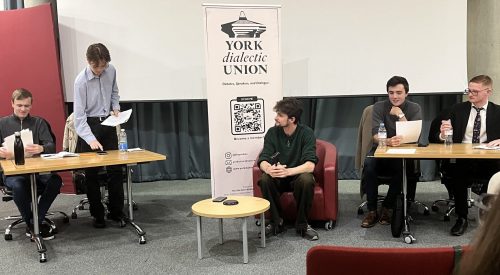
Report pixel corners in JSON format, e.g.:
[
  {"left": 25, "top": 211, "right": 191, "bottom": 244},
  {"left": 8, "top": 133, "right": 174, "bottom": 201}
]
[{"left": 230, "top": 97, "right": 265, "bottom": 135}]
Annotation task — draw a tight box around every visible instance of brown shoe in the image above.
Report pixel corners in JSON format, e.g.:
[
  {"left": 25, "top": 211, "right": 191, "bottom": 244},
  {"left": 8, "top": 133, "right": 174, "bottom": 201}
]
[
  {"left": 361, "top": 211, "right": 379, "bottom": 228},
  {"left": 379, "top": 207, "right": 392, "bottom": 225}
]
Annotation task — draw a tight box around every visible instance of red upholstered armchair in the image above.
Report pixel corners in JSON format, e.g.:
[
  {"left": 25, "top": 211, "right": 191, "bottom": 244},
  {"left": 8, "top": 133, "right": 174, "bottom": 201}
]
[
  {"left": 306, "top": 245, "right": 468, "bottom": 275},
  {"left": 252, "top": 139, "right": 338, "bottom": 230}
]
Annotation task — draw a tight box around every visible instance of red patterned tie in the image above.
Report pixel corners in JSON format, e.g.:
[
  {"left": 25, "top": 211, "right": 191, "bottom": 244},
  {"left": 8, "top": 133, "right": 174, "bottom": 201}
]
[{"left": 472, "top": 106, "right": 483, "bottom": 143}]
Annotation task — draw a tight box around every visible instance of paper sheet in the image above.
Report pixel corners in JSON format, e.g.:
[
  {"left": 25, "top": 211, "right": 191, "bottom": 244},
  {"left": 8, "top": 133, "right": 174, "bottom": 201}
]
[
  {"left": 396, "top": 120, "right": 422, "bottom": 144},
  {"left": 2, "top": 129, "right": 34, "bottom": 156},
  {"left": 41, "top": 151, "right": 80, "bottom": 159},
  {"left": 473, "top": 145, "right": 500, "bottom": 150},
  {"left": 101, "top": 109, "right": 132, "bottom": 126},
  {"left": 386, "top": 148, "right": 416, "bottom": 154}
]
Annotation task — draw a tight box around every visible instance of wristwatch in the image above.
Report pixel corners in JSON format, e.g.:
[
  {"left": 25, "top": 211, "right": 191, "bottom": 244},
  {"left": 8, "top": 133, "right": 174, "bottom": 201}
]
[{"left": 397, "top": 113, "right": 405, "bottom": 119}]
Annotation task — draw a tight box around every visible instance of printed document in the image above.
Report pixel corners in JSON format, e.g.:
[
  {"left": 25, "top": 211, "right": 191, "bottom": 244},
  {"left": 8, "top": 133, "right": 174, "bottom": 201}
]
[{"left": 396, "top": 120, "right": 422, "bottom": 144}]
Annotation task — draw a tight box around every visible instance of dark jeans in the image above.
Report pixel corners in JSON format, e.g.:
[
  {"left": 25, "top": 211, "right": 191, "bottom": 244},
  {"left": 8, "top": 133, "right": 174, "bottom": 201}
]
[
  {"left": 452, "top": 159, "right": 500, "bottom": 218},
  {"left": 76, "top": 118, "right": 124, "bottom": 218},
  {"left": 4, "top": 173, "right": 62, "bottom": 225},
  {"left": 363, "top": 148, "right": 417, "bottom": 211},
  {"left": 258, "top": 172, "right": 315, "bottom": 230}
]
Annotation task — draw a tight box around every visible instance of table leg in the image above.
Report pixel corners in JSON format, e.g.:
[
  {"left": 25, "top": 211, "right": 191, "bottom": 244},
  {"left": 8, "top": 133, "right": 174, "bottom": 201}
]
[
  {"left": 126, "top": 165, "right": 134, "bottom": 221},
  {"left": 260, "top": 213, "right": 266, "bottom": 248},
  {"left": 197, "top": 216, "right": 203, "bottom": 259},
  {"left": 242, "top": 217, "right": 248, "bottom": 264},
  {"left": 218, "top": 218, "right": 223, "bottom": 244},
  {"left": 402, "top": 159, "right": 416, "bottom": 244},
  {"left": 124, "top": 165, "right": 146, "bottom": 244},
  {"left": 30, "top": 174, "right": 47, "bottom": 262}
]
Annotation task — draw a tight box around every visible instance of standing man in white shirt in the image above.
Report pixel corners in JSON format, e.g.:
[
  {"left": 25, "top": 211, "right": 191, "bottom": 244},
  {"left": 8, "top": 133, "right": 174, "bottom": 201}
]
[{"left": 73, "top": 43, "right": 125, "bottom": 228}]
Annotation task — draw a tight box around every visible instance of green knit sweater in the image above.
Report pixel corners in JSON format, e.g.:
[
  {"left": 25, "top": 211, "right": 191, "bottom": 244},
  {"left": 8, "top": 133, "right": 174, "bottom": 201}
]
[{"left": 258, "top": 124, "right": 317, "bottom": 168}]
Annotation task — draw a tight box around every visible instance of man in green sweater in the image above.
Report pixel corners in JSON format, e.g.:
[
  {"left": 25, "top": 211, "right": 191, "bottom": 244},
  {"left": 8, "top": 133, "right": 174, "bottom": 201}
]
[{"left": 258, "top": 98, "right": 319, "bottom": 241}]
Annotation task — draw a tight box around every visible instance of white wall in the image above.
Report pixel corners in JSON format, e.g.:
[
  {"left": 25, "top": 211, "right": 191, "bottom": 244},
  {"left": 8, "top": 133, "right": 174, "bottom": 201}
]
[{"left": 57, "top": 0, "right": 467, "bottom": 101}]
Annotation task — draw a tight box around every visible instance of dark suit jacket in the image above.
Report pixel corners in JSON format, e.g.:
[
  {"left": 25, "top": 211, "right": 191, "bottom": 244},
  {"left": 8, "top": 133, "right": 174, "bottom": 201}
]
[{"left": 439, "top": 101, "right": 500, "bottom": 143}]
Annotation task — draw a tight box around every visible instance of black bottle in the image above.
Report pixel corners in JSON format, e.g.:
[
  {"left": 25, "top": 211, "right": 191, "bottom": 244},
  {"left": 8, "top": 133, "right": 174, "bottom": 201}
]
[{"left": 14, "top": 131, "right": 25, "bottom": 165}]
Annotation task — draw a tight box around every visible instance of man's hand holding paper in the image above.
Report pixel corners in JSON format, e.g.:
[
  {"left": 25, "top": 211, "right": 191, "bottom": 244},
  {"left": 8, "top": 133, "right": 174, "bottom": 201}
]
[{"left": 1, "top": 129, "right": 35, "bottom": 158}]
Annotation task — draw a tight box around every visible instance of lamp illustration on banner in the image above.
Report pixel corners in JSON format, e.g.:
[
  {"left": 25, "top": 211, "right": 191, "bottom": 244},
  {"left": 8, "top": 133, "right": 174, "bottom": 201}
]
[{"left": 221, "top": 11, "right": 266, "bottom": 38}]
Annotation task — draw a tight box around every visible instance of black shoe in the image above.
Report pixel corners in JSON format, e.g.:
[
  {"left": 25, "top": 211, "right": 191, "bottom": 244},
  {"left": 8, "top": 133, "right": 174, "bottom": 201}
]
[
  {"left": 450, "top": 217, "right": 468, "bottom": 236},
  {"left": 93, "top": 216, "right": 106, "bottom": 228},
  {"left": 259, "top": 222, "right": 286, "bottom": 238},
  {"left": 26, "top": 223, "right": 55, "bottom": 241},
  {"left": 106, "top": 212, "right": 126, "bottom": 222},
  {"left": 297, "top": 224, "right": 319, "bottom": 241}
]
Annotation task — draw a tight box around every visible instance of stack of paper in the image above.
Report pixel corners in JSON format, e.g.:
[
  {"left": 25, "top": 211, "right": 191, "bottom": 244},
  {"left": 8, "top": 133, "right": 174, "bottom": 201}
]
[
  {"left": 101, "top": 109, "right": 133, "bottom": 127},
  {"left": 2, "top": 129, "right": 34, "bottom": 156}
]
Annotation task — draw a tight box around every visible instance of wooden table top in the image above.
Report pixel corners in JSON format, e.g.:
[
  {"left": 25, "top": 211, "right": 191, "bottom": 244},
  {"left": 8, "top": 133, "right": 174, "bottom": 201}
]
[
  {"left": 0, "top": 150, "right": 166, "bottom": 175},
  {"left": 192, "top": 196, "right": 270, "bottom": 219},
  {"left": 374, "top": 143, "right": 500, "bottom": 159}
]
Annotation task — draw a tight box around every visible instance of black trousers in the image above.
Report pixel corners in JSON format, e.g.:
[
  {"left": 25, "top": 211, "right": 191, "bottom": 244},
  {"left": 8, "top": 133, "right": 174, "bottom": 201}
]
[
  {"left": 452, "top": 159, "right": 500, "bottom": 218},
  {"left": 258, "top": 172, "right": 315, "bottom": 230},
  {"left": 76, "top": 118, "right": 124, "bottom": 218}
]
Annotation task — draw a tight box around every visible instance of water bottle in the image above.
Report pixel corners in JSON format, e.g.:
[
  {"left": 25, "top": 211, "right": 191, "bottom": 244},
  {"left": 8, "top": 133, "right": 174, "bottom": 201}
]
[
  {"left": 14, "top": 131, "right": 25, "bottom": 165},
  {"left": 444, "top": 126, "right": 453, "bottom": 146},
  {"left": 118, "top": 129, "right": 128, "bottom": 153},
  {"left": 378, "top": 123, "right": 387, "bottom": 149}
]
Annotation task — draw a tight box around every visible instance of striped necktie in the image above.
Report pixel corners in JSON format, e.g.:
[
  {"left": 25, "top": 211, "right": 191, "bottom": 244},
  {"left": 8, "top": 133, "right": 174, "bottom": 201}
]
[{"left": 472, "top": 106, "right": 484, "bottom": 143}]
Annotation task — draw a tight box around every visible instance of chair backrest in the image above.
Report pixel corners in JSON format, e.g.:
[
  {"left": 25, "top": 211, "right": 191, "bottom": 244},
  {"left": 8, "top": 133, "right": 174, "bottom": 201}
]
[
  {"left": 355, "top": 105, "right": 374, "bottom": 172},
  {"left": 307, "top": 245, "right": 459, "bottom": 275},
  {"left": 313, "top": 139, "right": 336, "bottom": 187}
]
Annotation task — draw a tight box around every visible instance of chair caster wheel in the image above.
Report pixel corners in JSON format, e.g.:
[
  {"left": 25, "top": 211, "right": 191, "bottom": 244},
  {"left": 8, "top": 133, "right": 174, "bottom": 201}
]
[
  {"left": 139, "top": 236, "right": 146, "bottom": 244},
  {"left": 4, "top": 234, "right": 12, "bottom": 241},
  {"left": 71, "top": 213, "right": 77, "bottom": 219},
  {"left": 39, "top": 253, "right": 47, "bottom": 263},
  {"left": 423, "top": 209, "right": 430, "bottom": 216},
  {"left": 63, "top": 216, "right": 70, "bottom": 223},
  {"left": 404, "top": 234, "right": 416, "bottom": 244},
  {"left": 444, "top": 215, "right": 450, "bottom": 222},
  {"left": 255, "top": 220, "right": 261, "bottom": 226},
  {"left": 324, "top": 220, "right": 335, "bottom": 230},
  {"left": 431, "top": 205, "right": 439, "bottom": 212},
  {"left": 357, "top": 208, "right": 364, "bottom": 215}
]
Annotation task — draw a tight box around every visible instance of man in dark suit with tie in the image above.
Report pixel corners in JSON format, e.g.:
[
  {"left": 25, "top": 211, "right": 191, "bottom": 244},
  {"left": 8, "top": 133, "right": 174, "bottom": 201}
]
[{"left": 438, "top": 75, "right": 500, "bottom": 236}]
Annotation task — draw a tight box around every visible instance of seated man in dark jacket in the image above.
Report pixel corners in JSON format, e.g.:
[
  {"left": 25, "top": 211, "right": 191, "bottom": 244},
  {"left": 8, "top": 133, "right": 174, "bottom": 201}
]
[
  {"left": 434, "top": 75, "right": 500, "bottom": 236},
  {"left": 0, "top": 88, "right": 62, "bottom": 240}
]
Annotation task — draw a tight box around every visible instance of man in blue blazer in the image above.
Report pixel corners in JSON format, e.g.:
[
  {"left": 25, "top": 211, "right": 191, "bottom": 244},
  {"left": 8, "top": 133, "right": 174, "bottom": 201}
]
[{"left": 438, "top": 75, "right": 500, "bottom": 236}]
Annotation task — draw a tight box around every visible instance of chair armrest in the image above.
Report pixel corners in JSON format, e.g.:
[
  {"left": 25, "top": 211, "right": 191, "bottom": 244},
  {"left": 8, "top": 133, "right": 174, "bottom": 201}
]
[
  {"left": 320, "top": 142, "right": 338, "bottom": 217},
  {"left": 253, "top": 161, "right": 264, "bottom": 197}
]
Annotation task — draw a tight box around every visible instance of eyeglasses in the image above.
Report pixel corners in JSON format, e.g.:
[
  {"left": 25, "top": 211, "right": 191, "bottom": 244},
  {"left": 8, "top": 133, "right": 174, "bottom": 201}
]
[{"left": 464, "top": 87, "right": 490, "bottom": 95}]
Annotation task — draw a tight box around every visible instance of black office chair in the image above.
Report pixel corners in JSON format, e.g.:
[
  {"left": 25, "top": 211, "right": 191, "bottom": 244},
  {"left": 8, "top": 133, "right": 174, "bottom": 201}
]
[
  {"left": 431, "top": 159, "right": 488, "bottom": 221},
  {"left": 71, "top": 167, "right": 137, "bottom": 221},
  {"left": 0, "top": 171, "right": 69, "bottom": 240},
  {"left": 357, "top": 158, "right": 430, "bottom": 216}
]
